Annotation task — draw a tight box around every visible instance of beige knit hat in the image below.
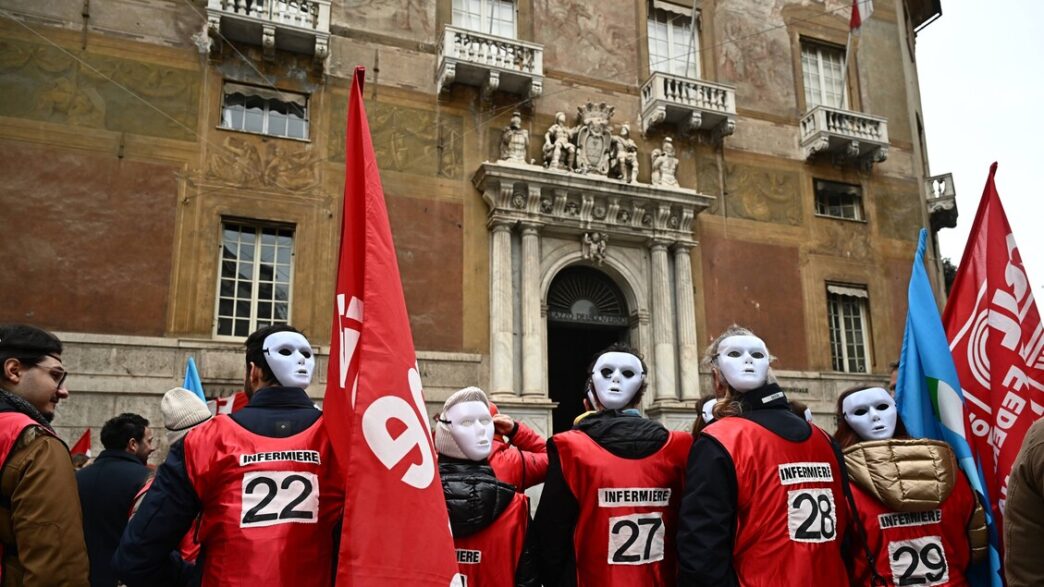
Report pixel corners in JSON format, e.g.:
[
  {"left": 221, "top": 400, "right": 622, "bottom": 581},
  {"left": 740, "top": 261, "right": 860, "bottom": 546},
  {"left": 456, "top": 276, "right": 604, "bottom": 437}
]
[
  {"left": 162, "top": 387, "right": 213, "bottom": 445},
  {"left": 434, "top": 386, "right": 490, "bottom": 460}
]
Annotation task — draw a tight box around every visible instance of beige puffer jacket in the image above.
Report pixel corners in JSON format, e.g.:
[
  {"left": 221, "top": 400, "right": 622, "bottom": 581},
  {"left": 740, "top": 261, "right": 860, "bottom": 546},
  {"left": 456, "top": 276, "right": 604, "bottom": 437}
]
[{"left": 843, "top": 438, "right": 988, "bottom": 562}]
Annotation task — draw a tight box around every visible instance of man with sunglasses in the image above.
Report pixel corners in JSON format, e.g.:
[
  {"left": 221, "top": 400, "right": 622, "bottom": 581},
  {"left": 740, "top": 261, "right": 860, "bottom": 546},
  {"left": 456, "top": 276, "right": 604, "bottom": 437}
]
[{"left": 0, "top": 323, "right": 89, "bottom": 586}]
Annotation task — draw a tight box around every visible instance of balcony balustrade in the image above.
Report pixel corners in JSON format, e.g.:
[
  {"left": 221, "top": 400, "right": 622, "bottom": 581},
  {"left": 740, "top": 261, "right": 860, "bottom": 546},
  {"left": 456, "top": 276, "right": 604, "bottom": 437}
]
[
  {"left": 639, "top": 71, "right": 736, "bottom": 140},
  {"left": 800, "top": 105, "right": 889, "bottom": 169},
  {"left": 206, "top": 0, "right": 331, "bottom": 66},
  {"left": 436, "top": 25, "right": 543, "bottom": 100}
]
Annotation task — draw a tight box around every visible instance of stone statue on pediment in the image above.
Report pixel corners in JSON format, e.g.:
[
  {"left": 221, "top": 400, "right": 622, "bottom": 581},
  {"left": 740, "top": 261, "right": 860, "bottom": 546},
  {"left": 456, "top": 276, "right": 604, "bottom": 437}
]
[
  {"left": 575, "top": 102, "right": 614, "bottom": 176},
  {"left": 582, "top": 231, "right": 608, "bottom": 264},
  {"left": 543, "top": 112, "right": 575, "bottom": 171},
  {"left": 651, "top": 137, "right": 679, "bottom": 187},
  {"left": 499, "top": 111, "right": 530, "bottom": 163},
  {"left": 610, "top": 123, "right": 639, "bottom": 183}
]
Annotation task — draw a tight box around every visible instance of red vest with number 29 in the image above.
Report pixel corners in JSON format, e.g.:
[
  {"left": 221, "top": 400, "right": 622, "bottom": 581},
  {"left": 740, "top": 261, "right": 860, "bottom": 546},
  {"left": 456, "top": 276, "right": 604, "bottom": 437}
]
[{"left": 183, "top": 415, "right": 343, "bottom": 587}]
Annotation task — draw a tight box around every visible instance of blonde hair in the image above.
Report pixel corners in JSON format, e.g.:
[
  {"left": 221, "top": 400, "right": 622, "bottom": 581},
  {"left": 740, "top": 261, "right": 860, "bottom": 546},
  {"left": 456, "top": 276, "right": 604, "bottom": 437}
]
[{"left": 702, "top": 325, "right": 777, "bottom": 420}]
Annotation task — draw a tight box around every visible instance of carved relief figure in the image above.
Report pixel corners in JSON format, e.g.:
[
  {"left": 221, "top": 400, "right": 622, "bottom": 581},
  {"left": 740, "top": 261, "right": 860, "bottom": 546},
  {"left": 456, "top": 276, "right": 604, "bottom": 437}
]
[
  {"left": 499, "top": 111, "right": 529, "bottom": 163},
  {"left": 575, "top": 102, "right": 614, "bottom": 176},
  {"left": 651, "top": 137, "right": 679, "bottom": 187},
  {"left": 582, "top": 232, "right": 608, "bottom": 264},
  {"left": 610, "top": 124, "right": 639, "bottom": 183},
  {"left": 543, "top": 112, "right": 575, "bottom": 171}
]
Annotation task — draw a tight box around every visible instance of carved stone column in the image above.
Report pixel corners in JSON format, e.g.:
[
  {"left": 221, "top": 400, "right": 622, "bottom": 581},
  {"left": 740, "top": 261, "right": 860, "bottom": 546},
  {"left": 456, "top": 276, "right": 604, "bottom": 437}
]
[
  {"left": 673, "top": 244, "right": 700, "bottom": 401},
  {"left": 650, "top": 241, "right": 677, "bottom": 401},
  {"left": 490, "top": 222, "right": 515, "bottom": 398},
  {"left": 520, "top": 224, "right": 543, "bottom": 397}
]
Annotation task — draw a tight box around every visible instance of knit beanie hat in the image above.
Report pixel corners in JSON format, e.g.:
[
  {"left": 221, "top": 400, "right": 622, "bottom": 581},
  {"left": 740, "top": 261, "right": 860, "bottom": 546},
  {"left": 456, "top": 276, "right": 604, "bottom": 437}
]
[
  {"left": 162, "top": 387, "right": 213, "bottom": 445},
  {"left": 434, "top": 386, "right": 490, "bottom": 460}
]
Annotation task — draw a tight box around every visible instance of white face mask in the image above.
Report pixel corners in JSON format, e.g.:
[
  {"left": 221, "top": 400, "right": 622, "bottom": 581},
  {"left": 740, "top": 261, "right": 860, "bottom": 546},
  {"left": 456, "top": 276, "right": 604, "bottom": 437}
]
[
  {"left": 591, "top": 352, "right": 645, "bottom": 410},
  {"left": 716, "top": 335, "right": 770, "bottom": 392},
  {"left": 262, "top": 331, "right": 315, "bottom": 388},
  {"left": 842, "top": 387, "right": 898, "bottom": 441},
  {"left": 444, "top": 401, "right": 494, "bottom": 461},
  {"left": 701, "top": 398, "right": 717, "bottom": 424}
]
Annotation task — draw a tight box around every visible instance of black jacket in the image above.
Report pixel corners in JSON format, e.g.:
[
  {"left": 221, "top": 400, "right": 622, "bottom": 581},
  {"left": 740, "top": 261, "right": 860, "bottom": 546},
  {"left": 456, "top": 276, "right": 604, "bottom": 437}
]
[
  {"left": 675, "top": 383, "right": 850, "bottom": 587},
  {"left": 77, "top": 449, "right": 150, "bottom": 587},
  {"left": 111, "top": 387, "right": 323, "bottom": 587},
  {"left": 530, "top": 410, "right": 670, "bottom": 586},
  {"left": 440, "top": 457, "right": 538, "bottom": 586}
]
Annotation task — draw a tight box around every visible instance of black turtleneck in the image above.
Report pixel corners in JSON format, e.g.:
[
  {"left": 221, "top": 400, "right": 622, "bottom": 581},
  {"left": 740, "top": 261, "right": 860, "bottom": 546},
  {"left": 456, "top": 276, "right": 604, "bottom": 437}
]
[{"left": 676, "top": 383, "right": 839, "bottom": 587}]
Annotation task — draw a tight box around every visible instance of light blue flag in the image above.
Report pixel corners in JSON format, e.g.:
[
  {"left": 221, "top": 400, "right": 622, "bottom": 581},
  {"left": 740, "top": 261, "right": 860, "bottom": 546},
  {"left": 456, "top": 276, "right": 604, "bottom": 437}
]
[
  {"left": 895, "top": 229, "right": 1002, "bottom": 586},
  {"left": 183, "top": 356, "right": 207, "bottom": 404}
]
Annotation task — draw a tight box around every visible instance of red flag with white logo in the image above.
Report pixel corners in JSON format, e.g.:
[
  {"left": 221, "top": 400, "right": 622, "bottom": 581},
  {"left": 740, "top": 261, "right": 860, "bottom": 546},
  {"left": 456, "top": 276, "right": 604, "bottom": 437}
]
[
  {"left": 70, "top": 427, "right": 91, "bottom": 457},
  {"left": 943, "top": 163, "right": 1044, "bottom": 533},
  {"left": 323, "top": 67, "right": 459, "bottom": 586},
  {"left": 849, "top": 0, "right": 874, "bottom": 31}
]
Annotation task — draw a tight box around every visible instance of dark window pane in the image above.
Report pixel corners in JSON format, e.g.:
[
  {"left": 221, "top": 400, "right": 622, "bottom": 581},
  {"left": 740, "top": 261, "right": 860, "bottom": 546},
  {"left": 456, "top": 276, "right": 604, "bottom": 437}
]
[
  {"left": 261, "top": 245, "right": 275, "bottom": 263},
  {"left": 237, "top": 281, "right": 252, "bottom": 298},
  {"left": 258, "top": 283, "right": 273, "bottom": 300},
  {"left": 234, "top": 320, "right": 249, "bottom": 337},
  {"left": 235, "top": 301, "right": 250, "bottom": 318},
  {"left": 219, "top": 298, "right": 233, "bottom": 316},
  {"left": 275, "top": 302, "right": 289, "bottom": 320},
  {"left": 275, "top": 284, "right": 289, "bottom": 302},
  {"left": 261, "top": 229, "right": 278, "bottom": 245},
  {"left": 258, "top": 302, "right": 272, "bottom": 320},
  {"left": 218, "top": 318, "right": 233, "bottom": 336}
]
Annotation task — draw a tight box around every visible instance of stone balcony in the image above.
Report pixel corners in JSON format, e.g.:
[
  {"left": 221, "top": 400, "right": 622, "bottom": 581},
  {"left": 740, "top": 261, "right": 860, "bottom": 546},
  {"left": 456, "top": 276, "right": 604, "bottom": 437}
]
[
  {"left": 206, "top": 0, "right": 331, "bottom": 66},
  {"left": 926, "top": 172, "right": 958, "bottom": 231},
  {"left": 473, "top": 160, "right": 713, "bottom": 245},
  {"left": 436, "top": 25, "right": 543, "bottom": 100},
  {"left": 640, "top": 71, "right": 736, "bottom": 140},
  {"left": 800, "top": 105, "right": 889, "bottom": 169}
]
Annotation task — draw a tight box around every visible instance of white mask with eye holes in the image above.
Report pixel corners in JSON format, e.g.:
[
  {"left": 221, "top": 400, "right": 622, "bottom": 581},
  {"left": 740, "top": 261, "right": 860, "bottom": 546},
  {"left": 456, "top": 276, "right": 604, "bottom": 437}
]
[
  {"left": 716, "top": 335, "right": 771, "bottom": 392},
  {"left": 701, "top": 398, "right": 718, "bottom": 424},
  {"left": 262, "top": 331, "right": 315, "bottom": 388},
  {"left": 591, "top": 352, "right": 645, "bottom": 410},
  {"left": 445, "top": 401, "right": 494, "bottom": 461},
  {"left": 843, "top": 387, "right": 898, "bottom": 441}
]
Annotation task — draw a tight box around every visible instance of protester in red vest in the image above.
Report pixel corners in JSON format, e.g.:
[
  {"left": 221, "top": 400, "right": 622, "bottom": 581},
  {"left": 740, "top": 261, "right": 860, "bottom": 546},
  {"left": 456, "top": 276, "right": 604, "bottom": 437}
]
[
  {"left": 677, "top": 325, "right": 849, "bottom": 586},
  {"left": 0, "top": 323, "right": 89, "bottom": 586},
  {"left": 113, "top": 325, "right": 344, "bottom": 587},
  {"left": 834, "top": 385, "right": 986, "bottom": 586},
  {"left": 487, "top": 402, "right": 548, "bottom": 491},
  {"left": 435, "top": 387, "right": 536, "bottom": 586},
  {"left": 531, "top": 343, "right": 691, "bottom": 586}
]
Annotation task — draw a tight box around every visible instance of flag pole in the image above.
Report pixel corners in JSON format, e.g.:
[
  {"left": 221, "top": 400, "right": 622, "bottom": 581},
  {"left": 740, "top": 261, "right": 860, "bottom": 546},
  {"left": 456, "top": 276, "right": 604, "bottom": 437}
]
[{"left": 838, "top": 29, "right": 853, "bottom": 109}]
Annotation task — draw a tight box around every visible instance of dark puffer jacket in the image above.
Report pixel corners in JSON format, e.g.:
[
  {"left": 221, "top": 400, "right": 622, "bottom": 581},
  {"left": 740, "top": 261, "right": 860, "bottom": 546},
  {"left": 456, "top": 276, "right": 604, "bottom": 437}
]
[
  {"left": 440, "top": 458, "right": 538, "bottom": 586},
  {"left": 529, "top": 410, "right": 672, "bottom": 586}
]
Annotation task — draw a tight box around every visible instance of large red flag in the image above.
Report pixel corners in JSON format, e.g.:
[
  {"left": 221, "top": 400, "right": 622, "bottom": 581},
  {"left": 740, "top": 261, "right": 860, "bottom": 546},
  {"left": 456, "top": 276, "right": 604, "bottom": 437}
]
[
  {"left": 70, "top": 427, "right": 90, "bottom": 457},
  {"left": 324, "top": 67, "right": 459, "bottom": 586},
  {"left": 943, "top": 163, "right": 1044, "bottom": 534}
]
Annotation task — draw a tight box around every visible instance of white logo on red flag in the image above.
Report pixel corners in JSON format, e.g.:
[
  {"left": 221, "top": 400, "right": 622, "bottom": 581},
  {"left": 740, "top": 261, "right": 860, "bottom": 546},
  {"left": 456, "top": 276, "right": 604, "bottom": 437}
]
[{"left": 361, "top": 365, "right": 436, "bottom": 489}]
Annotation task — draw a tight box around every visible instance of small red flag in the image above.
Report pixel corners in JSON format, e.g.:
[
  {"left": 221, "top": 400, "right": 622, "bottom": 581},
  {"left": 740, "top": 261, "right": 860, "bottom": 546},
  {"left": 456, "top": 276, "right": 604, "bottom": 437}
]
[
  {"left": 323, "top": 67, "right": 459, "bottom": 586},
  {"left": 943, "top": 163, "right": 1044, "bottom": 535},
  {"left": 849, "top": 0, "right": 874, "bottom": 31},
  {"left": 70, "top": 427, "right": 91, "bottom": 457}
]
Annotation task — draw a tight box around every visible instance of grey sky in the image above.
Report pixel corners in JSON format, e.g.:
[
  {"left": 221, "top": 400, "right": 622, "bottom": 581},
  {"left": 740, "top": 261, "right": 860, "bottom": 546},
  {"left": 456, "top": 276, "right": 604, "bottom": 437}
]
[{"left": 917, "top": 0, "right": 1044, "bottom": 302}]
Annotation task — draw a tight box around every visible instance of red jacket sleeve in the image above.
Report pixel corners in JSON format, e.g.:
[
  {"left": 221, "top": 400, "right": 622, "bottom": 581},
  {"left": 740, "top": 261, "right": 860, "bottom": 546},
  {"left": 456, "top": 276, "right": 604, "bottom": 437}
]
[{"left": 490, "top": 423, "right": 549, "bottom": 490}]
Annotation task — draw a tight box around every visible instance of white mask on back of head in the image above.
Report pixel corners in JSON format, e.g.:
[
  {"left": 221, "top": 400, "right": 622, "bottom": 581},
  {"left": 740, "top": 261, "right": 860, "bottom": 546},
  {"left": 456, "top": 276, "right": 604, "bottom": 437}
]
[
  {"left": 591, "top": 352, "right": 645, "bottom": 410},
  {"left": 701, "top": 398, "right": 717, "bottom": 424},
  {"left": 843, "top": 387, "right": 898, "bottom": 441},
  {"left": 262, "top": 331, "right": 315, "bottom": 388},
  {"left": 445, "top": 400, "right": 494, "bottom": 461},
  {"left": 716, "top": 335, "right": 770, "bottom": 392}
]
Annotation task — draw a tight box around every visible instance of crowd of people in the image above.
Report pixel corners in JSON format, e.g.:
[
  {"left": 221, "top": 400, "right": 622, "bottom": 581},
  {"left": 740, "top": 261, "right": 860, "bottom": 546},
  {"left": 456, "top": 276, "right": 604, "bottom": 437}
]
[{"left": 0, "top": 321, "right": 1042, "bottom": 586}]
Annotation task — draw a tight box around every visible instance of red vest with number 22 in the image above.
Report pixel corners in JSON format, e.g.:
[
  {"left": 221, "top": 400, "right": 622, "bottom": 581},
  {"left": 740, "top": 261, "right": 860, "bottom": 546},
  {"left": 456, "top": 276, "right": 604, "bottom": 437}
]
[{"left": 183, "top": 415, "right": 343, "bottom": 587}]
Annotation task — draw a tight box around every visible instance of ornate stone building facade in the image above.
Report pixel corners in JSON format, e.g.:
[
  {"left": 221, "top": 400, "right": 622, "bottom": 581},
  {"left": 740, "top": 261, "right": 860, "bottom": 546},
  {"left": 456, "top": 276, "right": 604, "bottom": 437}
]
[{"left": 0, "top": 0, "right": 955, "bottom": 455}]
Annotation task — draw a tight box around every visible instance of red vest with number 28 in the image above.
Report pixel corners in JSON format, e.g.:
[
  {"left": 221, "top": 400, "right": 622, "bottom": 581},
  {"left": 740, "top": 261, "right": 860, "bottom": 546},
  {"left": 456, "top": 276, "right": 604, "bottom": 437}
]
[
  {"left": 183, "top": 415, "right": 343, "bottom": 587},
  {"left": 701, "top": 417, "right": 849, "bottom": 587}
]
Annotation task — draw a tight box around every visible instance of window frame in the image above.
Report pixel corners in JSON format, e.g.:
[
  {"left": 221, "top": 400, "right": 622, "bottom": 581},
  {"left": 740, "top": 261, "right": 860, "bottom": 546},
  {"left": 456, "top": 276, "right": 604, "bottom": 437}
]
[
  {"left": 219, "top": 82, "right": 310, "bottom": 141},
  {"left": 451, "top": 0, "right": 517, "bottom": 39},
  {"left": 814, "top": 179, "right": 865, "bottom": 222},
  {"left": 647, "top": 4, "right": 700, "bottom": 79},
  {"left": 801, "top": 40, "right": 849, "bottom": 110},
  {"left": 826, "top": 285, "right": 872, "bottom": 374},
  {"left": 213, "top": 219, "right": 296, "bottom": 341}
]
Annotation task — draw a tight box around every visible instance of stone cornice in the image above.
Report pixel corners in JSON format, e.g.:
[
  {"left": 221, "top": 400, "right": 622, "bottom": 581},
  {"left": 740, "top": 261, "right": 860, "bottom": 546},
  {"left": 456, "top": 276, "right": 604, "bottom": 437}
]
[{"left": 472, "top": 161, "right": 714, "bottom": 246}]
